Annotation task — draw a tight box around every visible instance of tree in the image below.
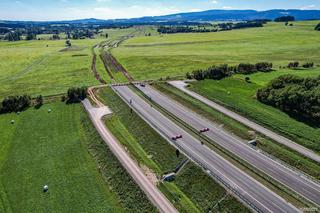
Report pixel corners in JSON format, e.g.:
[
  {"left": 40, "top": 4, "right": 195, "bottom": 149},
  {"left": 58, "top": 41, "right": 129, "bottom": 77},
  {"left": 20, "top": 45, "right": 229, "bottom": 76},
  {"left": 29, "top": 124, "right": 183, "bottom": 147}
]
[
  {"left": 274, "top": 16, "right": 295, "bottom": 22},
  {"left": 66, "top": 40, "right": 72, "bottom": 47},
  {"left": 315, "top": 23, "right": 320, "bottom": 31},
  {"left": 288, "top": 61, "right": 299, "bottom": 69},
  {"left": 257, "top": 75, "right": 320, "bottom": 126},
  {"left": 105, "top": 33, "right": 109, "bottom": 38},
  {"left": 302, "top": 62, "right": 314, "bottom": 68},
  {"left": 26, "top": 32, "right": 36, "bottom": 40},
  {"left": 52, "top": 34, "right": 60, "bottom": 40},
  {"left": 66, "top": 87, "right": 87, "bottom": 104}
]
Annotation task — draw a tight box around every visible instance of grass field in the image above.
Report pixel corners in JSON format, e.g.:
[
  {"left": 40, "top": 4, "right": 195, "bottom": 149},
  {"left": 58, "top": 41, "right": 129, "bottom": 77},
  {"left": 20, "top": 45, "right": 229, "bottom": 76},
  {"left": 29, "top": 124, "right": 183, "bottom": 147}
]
[
  {"left": 97, "top": 87, "right": 248, "bottom": 212},
  {"left": 0, "top": 27, "right": 153, "bottom": 99},
  {"left": 189, "top": 73, "right": 320, "bottom": 154},
  {"left": 112, "top": 21, "right": 320, "bottom": 80},
  {"left": 0, "top": 102, "right": 155, "bottom": 212}
]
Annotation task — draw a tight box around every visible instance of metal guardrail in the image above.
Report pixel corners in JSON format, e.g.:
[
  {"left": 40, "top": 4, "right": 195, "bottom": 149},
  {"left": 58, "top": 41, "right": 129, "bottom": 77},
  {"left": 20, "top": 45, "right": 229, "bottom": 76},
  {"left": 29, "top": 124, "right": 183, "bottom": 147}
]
[
  {"left": 250, "top": 144, "right": 320, "bottom": 185},
  {"left": 112, "top": 86, "right": 262, "bottom": 213}
]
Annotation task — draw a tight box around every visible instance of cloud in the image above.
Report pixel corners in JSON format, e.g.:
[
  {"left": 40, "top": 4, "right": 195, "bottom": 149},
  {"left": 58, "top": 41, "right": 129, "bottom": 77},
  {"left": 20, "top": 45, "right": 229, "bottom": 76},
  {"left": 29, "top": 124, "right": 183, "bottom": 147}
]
[
  {"left": 300, "top": 5, "right": 316, "bottom": 10},
  {"left": 96, "top": 0, "right": 111, "bottom": 2},
  {"left": 211, "top": 1, "right": 218, "bottom": 4},
  {"left": 61, "top": 5, "right": 181, "bottom": 20}
]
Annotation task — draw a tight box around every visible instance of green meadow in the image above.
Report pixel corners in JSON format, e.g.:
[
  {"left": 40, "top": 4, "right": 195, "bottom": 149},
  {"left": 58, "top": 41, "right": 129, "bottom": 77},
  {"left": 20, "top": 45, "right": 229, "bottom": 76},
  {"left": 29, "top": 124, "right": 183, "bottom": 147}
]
[
  {"left": 0, "top": 27, "right": 149, "bottom": 99},
  {"left": 112, "top": 21, "right": 320, "bottom": 80},
  {"left": 0, "top": 102, "right": 155, "bottom": 212}
]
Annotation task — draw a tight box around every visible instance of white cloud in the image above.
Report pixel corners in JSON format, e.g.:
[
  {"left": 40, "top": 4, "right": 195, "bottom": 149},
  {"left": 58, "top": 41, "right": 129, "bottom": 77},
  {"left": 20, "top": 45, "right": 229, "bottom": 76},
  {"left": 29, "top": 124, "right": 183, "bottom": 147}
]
[
  {"left": 59, "top": 5, "right": 181, "bottom": 20},
  {"left": 222, "top": 6, "right": 233, "bottom": 9},
  {"left": 211, "top": 1, "right": 218, "bottom": 4},
  {"left": 300, "top": 5, "right": 316, "bottom": 10}
]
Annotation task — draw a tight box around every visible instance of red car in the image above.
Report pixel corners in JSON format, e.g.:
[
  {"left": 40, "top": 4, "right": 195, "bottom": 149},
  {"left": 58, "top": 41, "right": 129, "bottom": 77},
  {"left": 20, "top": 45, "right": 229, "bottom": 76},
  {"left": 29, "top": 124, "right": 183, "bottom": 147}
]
[
  {"left": 200, "top": 128, "right": 210, "bottom": 133},
  {"left": 172, "top": 135, "right": 183, "bottom": 141}
]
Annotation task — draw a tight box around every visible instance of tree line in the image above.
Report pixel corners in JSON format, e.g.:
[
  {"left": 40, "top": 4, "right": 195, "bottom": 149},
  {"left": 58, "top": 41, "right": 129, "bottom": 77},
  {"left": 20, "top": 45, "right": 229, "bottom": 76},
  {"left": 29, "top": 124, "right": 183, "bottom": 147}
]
[
  {"left": 0, "top": 95, "right": 43, "bottom": 114},
  {"left": 188, "top": 62, "right": 273, "bottom": 80},
  {"left": 157, "top": 21, "right": 265, "bottom": 34},
  {"left": 257, "top": 75, "right": 320, "bottom": 125},
  {"left": 0, "top": 87, "right": 87, "bottom": 114}
]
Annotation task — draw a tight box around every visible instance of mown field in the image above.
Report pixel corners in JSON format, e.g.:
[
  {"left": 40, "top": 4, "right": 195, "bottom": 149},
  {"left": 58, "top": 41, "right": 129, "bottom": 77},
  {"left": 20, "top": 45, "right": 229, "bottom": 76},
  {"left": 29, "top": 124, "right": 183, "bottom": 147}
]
[
  {"left": 0, "top": 102, "right": 155, "bottom": 212},
  {"left": 0, "top": 27, "right": 151, "bottom": 99},
  {"left": 112, "top": 21, "right": 320, "bottom": 80},
  {"left": 189, "top": 70, "right": 320, "bottom": 154},
  {"left": 97, "top": 87, "right": 249, "bottom": 213}
]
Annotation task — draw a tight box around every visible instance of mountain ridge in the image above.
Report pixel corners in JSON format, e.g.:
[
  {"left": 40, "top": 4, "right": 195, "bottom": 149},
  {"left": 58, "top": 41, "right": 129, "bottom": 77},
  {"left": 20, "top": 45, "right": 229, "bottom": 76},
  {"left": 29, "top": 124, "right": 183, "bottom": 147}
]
[{"left": 1, "top": 9, "right": 320, "bottom": 24}]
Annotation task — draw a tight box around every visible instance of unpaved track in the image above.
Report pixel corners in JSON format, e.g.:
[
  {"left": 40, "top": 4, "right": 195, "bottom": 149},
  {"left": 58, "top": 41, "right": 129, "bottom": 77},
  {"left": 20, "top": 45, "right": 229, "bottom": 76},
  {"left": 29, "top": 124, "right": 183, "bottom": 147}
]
[
  {"left": 169, "top": 81, "right": 320, "bottom": 163},
  {"left": 83, "top": 88, "right": 177, "bottom": 213}
]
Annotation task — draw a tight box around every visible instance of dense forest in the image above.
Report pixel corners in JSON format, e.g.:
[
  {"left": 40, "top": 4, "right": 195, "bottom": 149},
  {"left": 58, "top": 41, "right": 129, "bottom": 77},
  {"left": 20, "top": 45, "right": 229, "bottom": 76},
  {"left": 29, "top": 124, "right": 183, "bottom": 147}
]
[
  {"left": 257, "top": 75, "right": 320, "bottom": 125},
  {"left": 189, "top": 62, "right": 273, "bottom": 80}
]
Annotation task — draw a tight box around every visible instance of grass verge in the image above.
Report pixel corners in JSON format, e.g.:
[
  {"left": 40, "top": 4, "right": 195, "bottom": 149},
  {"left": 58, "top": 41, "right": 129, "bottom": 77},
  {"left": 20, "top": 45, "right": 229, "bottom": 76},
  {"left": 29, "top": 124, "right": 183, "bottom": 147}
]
[
  {"left": 96, "top": 87, "right": 249, "bottom": 212},
  {"left": 154, "top": 82, "right": 320, "bottom": 180}
]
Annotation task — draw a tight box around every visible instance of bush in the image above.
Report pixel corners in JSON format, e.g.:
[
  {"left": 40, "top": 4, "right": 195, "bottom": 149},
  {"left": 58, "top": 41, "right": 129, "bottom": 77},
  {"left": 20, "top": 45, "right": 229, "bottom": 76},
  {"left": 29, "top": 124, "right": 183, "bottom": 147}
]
[
  {"left": 315, "top": 23, "right": 320, "bottom": 31},
  {"left": 66, "top": 87, "right": 87, "bottom": 104},
  {"left": 0, "top": 95, "right": 31, "bottom": 114}
]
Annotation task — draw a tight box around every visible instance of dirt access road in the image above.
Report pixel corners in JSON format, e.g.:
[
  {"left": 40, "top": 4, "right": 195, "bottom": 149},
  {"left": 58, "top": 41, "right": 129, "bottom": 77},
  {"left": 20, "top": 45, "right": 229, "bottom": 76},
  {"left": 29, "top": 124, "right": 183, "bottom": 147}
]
[{"left": 83, "top": 87, "right": 178, "bottom": 213}]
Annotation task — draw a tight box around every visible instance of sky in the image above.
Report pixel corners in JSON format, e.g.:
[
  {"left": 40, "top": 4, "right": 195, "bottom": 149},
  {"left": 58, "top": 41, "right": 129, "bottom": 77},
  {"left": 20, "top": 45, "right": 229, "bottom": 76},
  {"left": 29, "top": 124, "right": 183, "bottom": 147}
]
[{"left": 1, "top": 0, "right": 319, "bottom": 21}]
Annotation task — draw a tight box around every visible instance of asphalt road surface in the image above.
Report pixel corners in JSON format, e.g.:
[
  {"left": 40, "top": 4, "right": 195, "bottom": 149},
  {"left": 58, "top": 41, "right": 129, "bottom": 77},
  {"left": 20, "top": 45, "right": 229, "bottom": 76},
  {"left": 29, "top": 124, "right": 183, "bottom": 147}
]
[
  {"left": 169, "top": 80, "right": 320, "bottom": 163},
  {"left": 136, "top": 84, "right": 320, "bottom": 207},
  {"left": 113, "top": 85, "right": 300, "bottom": 213},
  {"left": 82, "top": 99, "right": 178, "bottom": 213}
]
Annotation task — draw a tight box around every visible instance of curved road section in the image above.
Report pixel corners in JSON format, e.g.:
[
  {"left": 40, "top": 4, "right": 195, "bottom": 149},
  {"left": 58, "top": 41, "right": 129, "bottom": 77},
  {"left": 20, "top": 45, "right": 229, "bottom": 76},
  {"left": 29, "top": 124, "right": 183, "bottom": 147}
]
[
  {"left": 113, "top": 85, "right": 300, "bottom": 213},
  {"left": 82, "top": 99, "right": 178, "bottom": 213},
  {"left": 168, "top": 81, "right": 320, "bottom": 163},
  {"left": 137, "top": 84, "right": 320, "bottom": 207}
]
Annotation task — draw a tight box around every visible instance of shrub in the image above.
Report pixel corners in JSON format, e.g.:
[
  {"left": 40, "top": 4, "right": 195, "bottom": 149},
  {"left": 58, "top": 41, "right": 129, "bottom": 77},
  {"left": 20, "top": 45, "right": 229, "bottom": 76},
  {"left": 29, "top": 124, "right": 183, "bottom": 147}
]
[{"left": 315, "top": 23, "right": 320, "bottom": 31}]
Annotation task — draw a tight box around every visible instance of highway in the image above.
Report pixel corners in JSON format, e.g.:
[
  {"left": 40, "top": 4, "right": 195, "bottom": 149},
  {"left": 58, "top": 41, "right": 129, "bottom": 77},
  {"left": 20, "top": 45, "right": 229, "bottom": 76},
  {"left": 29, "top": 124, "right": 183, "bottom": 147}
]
[
  {"left": 82, "top": 98, "right": 178, "bottom": 213},
  {"left": 113, "top": 85, "right": 300, "bottom": 213},
  {"left": 137, "top": 84, "right": 320, "bottom": 207},
  {"left": 169, "top": 80, "right": 320, "bottom": 163}
]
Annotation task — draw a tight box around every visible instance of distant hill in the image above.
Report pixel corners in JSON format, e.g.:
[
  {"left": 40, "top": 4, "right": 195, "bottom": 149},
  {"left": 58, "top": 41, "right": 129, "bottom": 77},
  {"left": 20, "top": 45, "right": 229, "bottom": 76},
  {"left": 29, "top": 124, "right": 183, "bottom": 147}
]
[
  {"left": 1, "top": 9, "right": 320, "bottom": 26},
  {"left": 127, "top": 9, "right": 320, "bottom": 22}
]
